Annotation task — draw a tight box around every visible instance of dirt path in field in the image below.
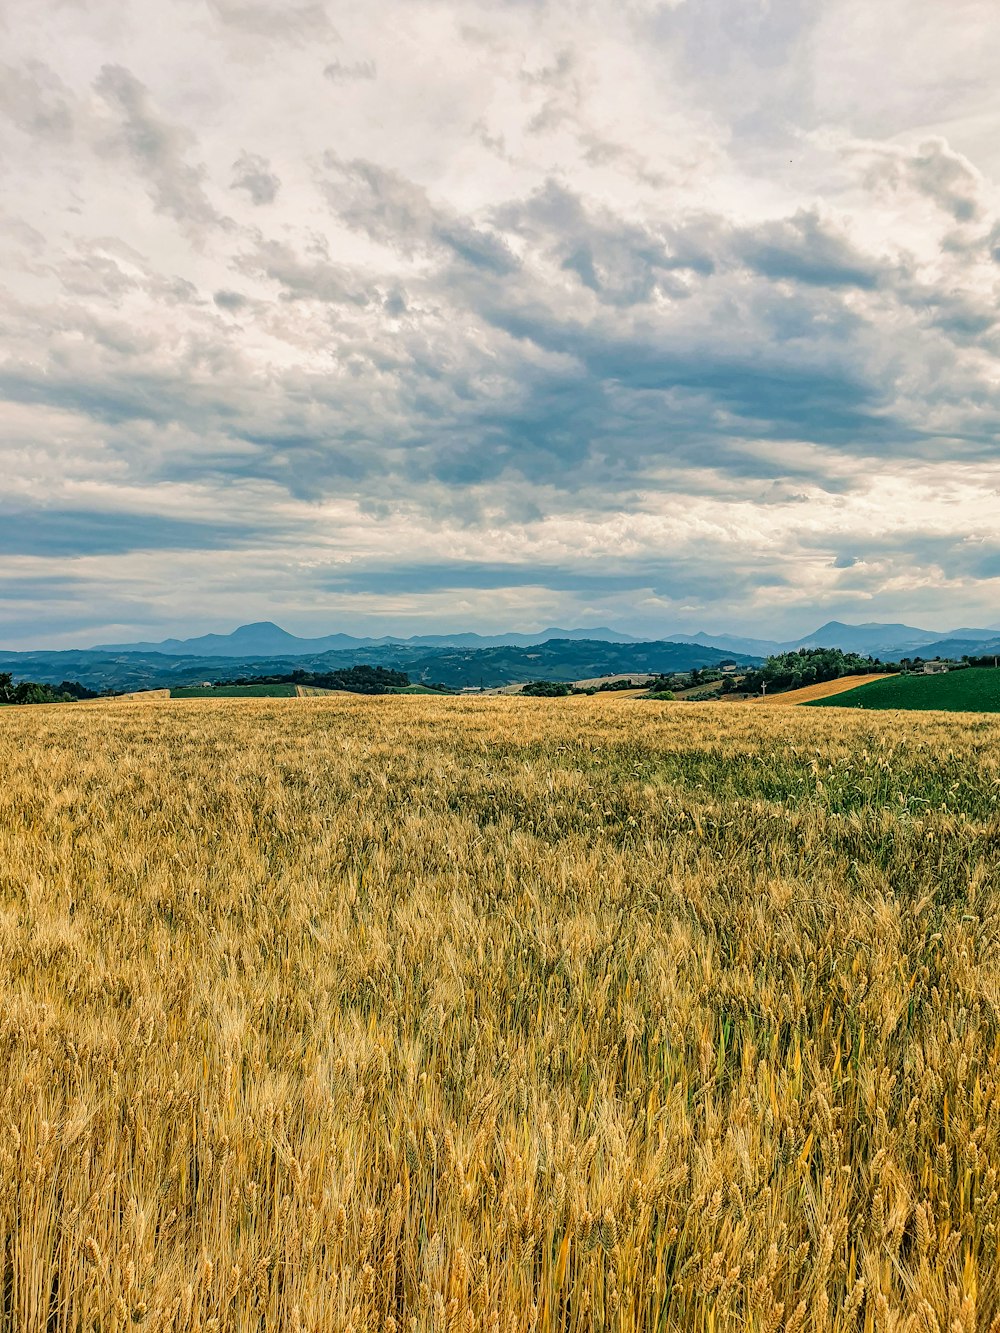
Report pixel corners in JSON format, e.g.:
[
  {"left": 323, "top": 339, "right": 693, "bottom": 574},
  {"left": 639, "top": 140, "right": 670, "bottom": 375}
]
[{"left": 758, "top": 673, "right": 896, "bottom": 705}]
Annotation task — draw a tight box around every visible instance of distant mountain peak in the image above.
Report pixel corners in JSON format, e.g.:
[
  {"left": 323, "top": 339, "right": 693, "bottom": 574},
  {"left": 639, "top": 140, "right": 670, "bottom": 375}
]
[
  {"left": 92, "top": 621, "right": 641, "bottom": 657},
  {"left": 80, "top": 616, "right": 1000, "bottom": 665}
]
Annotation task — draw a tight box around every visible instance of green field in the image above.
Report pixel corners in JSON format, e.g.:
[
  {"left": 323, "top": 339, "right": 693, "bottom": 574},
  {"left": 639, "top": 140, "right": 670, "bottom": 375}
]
[
  {"left": 169, "top": 684, "right": 298, "bottom": 699},
  {"left": 807, "top": 665, "right": 1000, "bottom": 711}
]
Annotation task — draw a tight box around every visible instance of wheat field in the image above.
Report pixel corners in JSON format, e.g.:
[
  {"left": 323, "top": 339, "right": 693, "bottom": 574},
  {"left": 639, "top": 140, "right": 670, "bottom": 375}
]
[{"left": 1, "top": 696, "right": 998, "bottom": 1333}]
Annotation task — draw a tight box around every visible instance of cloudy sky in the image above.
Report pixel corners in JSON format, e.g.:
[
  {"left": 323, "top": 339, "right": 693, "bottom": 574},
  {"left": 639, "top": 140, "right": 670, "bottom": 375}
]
[{"left": 3, "top": 0, "right": 1000, "bottom": 647}]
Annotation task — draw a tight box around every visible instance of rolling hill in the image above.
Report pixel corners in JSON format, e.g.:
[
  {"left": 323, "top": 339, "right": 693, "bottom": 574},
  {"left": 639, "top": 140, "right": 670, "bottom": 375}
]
[
  {"left": 806, "top": 667, "right": 1000, "bottom": 712},
  {"left": 0, "top": 639, "right": 761, "bottom": 693}
]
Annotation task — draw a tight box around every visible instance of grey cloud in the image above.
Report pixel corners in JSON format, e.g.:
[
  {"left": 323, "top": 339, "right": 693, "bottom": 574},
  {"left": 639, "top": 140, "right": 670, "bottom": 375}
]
[
  {"left": 969, "top": 550, "right": 1000, "bottom": 580},
  {"left": 95, "top": 65, "right": 222, "bottom": 233},
  {"left": 0, "top": 217, "right": 46, "bottom": 253},
  {"left": 205, "top": 0, "right": 333, "bottom": 40},
  {"left": 50, "top": 238, "right": 200, "bottom": 312},
  {"left": 213, "top": 288, "right": 249, "bottom": 310},
  {"left": 0, "top": 60, "right": 74, "bottom": 140},
  {"left": 376, "top": 321, "right": 880, "bottom": 498},
  {"left": 577, "top": 132, "right": 668, "bottom": 189},
  {"left": 150, "top": 274, "right": 201, "bottom": 305},
  {"left": 924, "top": 294, "right": 996, "bottom": 340},
  {"left": 736, "top": 210, "right": 883, "bottom": 289},
  {"left": 983, "top": 222, "right": 1000, "bottom": 268},
  {"left": 322, "top": 156, "right": 518, "bottom": 274},
  {"left": 53, "top": 243, "right": 141, "bottom": 302},
  {"left": 891, "top": 269, "right": 1000, "bottom": 345},
  {"left": 905, "top": 537, "right": 1000, "bottom": 584},
  {"left": 231, "top": 150, "right": 280, "bottom": 205},
  {"left": 519, "top": 48, "right": 576, "bottom": 91},
  {"left": 318, "top": 559, "right": 776, "bottom": 601},
  {"left": 318, "top": 562, "right": 643, "bottom": 596},
  {"left": 804, "top": 530, "right": 1000, "bottom": 583},
  {"left": 0, "top": 574, "right": 92, "bottom": 604},
  {"left": 519, "top": 48, "right": 579, "bottom": 135},
  {"left": 472, "top": 118, "right": 510, "bottom": 161},
  {"left": 0, "top": 345, "right": 254, "bottom": 433},
  {"left": 861, "top": 138, "right": 984, "bottom": 225},
  {"left": 0, "top": 508, "right": 251, "bottom": 558},
  {"left": 908, "top": 139, "right": 982, "bottom": 223},
  {"left": 497, "top": 180, "right": 714, "bottom": 305},
  {"left": 474, "top": 292, "right": 893, "bottom": 461},
  {"left": 494, "top": 185, "right": 890, "bottom": 308},
  {"left": 324, "top": 59, "right": 376, "bottom": 83},
  {"left": 236, "top": 238, "right": 370, "bottom": 305}
]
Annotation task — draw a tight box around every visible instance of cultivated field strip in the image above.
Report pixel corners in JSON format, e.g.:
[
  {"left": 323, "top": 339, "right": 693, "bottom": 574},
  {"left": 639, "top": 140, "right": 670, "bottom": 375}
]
[
  {"left": 757, "top": 675, "right": 894, "bottom": 706},
  {"left": 0, "top": 698, "right": 999, "bottom": 1332}
]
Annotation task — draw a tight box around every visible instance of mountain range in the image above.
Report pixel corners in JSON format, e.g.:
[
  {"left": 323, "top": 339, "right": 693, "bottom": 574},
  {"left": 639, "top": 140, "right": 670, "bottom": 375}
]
[
  {"left": 94, "top": 618, "right": 1000, "bottom": 663},
  {"left": 670, "top": 620, "right": 1000, "bottom": 660},
  {"left": 93, "top": 622, "right": 641, "bottom": 656},
  {"left": 3, "top": 618, "right": 999, "bottom": 693}
]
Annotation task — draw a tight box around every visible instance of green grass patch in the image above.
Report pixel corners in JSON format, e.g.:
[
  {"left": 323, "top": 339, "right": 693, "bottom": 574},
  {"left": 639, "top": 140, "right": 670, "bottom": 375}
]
[
  {"left": 502, "top": 731, "right": 1000, "bottom": 819},
  {"left": 806, "top": 668, "right": 1000, "bottom": 713},
  {"left": 169, "top": 684, "right": 299, "bottom": 699}
]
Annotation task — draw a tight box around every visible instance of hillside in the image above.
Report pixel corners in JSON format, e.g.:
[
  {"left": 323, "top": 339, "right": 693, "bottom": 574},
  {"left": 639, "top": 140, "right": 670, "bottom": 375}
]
[
  {"left": 0, "top": 639, "right": 760, "bottom": 693},
  {"left": 807, "top": 666, "right": 1000, "bottom": 712},
  {"left": 396, "top": 639, "right": 758, "bottom": 688}
]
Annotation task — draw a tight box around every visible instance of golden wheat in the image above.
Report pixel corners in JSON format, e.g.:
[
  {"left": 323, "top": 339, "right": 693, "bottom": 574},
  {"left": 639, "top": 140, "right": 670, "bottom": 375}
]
[{"left": 0, "top": 695, "right": 998, "bottom": 1331}]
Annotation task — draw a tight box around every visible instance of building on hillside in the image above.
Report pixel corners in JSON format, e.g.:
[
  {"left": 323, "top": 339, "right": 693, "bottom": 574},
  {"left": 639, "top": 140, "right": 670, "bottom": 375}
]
[{"left": 921, "top": 661, "right": 954, "bottom": 674}]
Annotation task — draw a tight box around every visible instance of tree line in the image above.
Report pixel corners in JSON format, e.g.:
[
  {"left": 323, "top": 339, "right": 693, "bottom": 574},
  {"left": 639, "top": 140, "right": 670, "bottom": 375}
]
[
  {"left": 737, "top": 647, "right": 892, "bottom": 695},
  {"left": 0, "top": 673, "right": 100, "bottom": 705},
  {"left": 212, "top": 665, "right": 428, "bottom": 694},
  {"left": 521, "top": 678, "right": 645, "bottom": 697}
]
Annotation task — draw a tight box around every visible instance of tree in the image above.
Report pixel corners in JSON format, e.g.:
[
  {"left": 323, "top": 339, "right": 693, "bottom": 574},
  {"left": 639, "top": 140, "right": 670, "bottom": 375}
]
[
  {"left": 12, "top": 681, "right": 70, "bottom": 704},
  {"left": 57, "top": 680, "right": 99, "bottom": 701},
  {"left": 213, "top": 664, "right": 411, "bottom": 694},
  {"left": 740, "top": 647, "right": 891, "bottom": 698},
  {"left": 521, "top": 680, "right": 571, "bottom": 697},
  {"left": 0, "top": 672, "right": 11, "bottom": 702}
]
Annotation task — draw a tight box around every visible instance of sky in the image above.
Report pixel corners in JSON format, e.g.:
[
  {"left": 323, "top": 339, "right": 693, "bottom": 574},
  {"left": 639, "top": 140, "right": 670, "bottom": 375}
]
[{"left": 3, "top": 0, "right": 1000, "bottom": 648}]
